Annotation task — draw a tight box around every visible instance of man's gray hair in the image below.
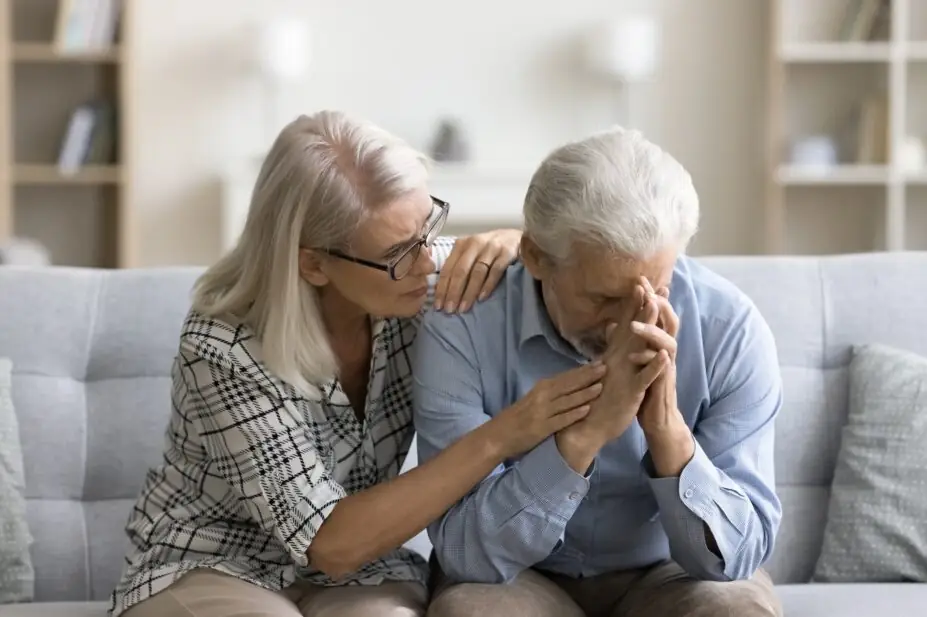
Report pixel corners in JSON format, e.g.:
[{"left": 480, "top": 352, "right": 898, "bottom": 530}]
[{"left": 523, "top": 126, "right": 699, "bottom": 262}]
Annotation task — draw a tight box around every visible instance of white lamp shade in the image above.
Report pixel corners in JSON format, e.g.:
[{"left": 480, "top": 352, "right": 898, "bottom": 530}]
[
  {"left": 257, "top": 18, "right": 311, "bottom": 81},
  {"left": 585, "top": 16, "right": 660, "bottom": 82}
]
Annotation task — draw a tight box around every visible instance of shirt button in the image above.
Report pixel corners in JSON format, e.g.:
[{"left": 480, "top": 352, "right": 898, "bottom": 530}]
[
  {"left": 684, "top": 488, "right": 694, "bottom": 499},
  {"left": 569, "top": 492, "right": 580, "bottom": 501}
]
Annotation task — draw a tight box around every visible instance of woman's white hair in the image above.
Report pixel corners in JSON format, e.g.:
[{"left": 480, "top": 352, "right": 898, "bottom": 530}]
[
  {"left": 191, "top": 110, "right": 429, "bottom": 396},
  {"left": 523, "top": 125, "right": 699, "bottom": 262}
]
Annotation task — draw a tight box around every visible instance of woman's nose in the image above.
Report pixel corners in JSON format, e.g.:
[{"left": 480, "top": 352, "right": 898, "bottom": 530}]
[{"left": 414, "top": 245, "right": 436, "bottom": 275}]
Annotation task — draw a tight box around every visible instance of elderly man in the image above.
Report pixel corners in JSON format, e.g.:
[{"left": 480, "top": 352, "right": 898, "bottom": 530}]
[{"left": 412, "top": 127, "right": 783, "bottom": 617}]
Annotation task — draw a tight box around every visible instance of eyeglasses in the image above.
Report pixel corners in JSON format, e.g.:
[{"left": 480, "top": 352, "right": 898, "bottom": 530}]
[{"left": 325, "top": 195, "right": 450, "bottom": 281}]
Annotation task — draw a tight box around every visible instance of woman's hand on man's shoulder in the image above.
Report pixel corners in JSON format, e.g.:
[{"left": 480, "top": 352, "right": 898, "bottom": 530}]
[{"left": 433, "top": 229, "right": 522, "bottom": 313}]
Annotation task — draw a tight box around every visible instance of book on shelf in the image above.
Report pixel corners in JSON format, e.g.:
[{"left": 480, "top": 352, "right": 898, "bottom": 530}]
[
  {"left": 57, "top": 101, "right": 118, "bottom": 175},
  {"left": 838, "top": 0, "right": 891, "bottom": 41},
  {"left": 838, "top": 96, "right": 890, "bottom": 164},
  {"left": 54, "top": 0, "right": 121, "bottom": 53}
]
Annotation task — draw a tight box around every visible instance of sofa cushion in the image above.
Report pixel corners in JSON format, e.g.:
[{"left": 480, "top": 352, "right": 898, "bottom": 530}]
[
  {"left": 813, "top": 344, "right": 927, "bottom": 583},
  {"left": 0, "top": 357, "right": 33, "bottom": 603},
  {"left": 0, "top": 267, "right": 202, "bottom": 602},
  {"left": 0, "top": 602, "right": 106, "bottom": 617},
  {"left": 777, "top": 583, "right": 927, "bottom": 617}
]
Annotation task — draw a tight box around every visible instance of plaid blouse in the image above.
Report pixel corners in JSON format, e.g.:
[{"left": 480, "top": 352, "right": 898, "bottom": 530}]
[{"left": 110, "top": 238, "right": 455, "bottom": 616}]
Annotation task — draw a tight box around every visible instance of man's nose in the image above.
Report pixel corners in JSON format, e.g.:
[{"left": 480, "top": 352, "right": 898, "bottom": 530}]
[{"left": 604, "top": 302, "right": 625, "bottom": 323}]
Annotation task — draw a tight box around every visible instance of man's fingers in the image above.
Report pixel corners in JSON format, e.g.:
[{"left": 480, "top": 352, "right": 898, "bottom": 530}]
[
  {"left": 628, "top": 349, "right": 659, "bottom": 365},
  {"left": 651, "top": 294, "right": 680, "bottom": 338},
  {"left": 639, "top": 276, "right": 656, "bottom": 297},
  {"left": 642, "top": 295, "right": 659, "bottom": 325},
  {"left": 625, "top": 285, "right": 646, "bottom": 326},
  {"left": 630, "top": 321, "right": 678, "bottom": 356},
  {"left": 553, "top": 383, "right": 603, "bottom": 413},
  {"left": 550, "top": 362, "right": 607, "bottom": 396},
  {"left": 636, "top": 349, "right": 669, "bottom": 389}
]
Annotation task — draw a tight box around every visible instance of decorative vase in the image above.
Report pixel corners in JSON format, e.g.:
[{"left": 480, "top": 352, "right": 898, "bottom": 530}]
[{"left": 430, "top": 118, "right": 470, "bottom": 163}]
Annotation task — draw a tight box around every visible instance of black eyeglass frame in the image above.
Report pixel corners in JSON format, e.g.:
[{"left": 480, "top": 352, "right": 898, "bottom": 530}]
[{"left": 324, "top": 195, "right": 450, "bottom": 281}]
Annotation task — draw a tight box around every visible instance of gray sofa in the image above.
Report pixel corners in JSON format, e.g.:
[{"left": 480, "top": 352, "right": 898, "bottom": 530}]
[{"left": 0, "top": 253, "right": 925, "bottom": 616}]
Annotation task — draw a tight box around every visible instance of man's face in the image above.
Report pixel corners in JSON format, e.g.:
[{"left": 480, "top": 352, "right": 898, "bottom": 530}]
[{"left": 524, "top": 239, "right": 677, "bottom": 360}]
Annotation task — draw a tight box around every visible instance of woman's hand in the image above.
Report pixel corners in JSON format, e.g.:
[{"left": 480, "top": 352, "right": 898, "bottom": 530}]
[
  {"left": 486, "top": 361, "right": 606, "bottom": 459},
  {"left": 434, "top": 229, "right": 522, "bottom": 312}
]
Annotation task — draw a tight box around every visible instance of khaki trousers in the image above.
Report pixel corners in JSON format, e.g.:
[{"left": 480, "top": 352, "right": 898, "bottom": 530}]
[
  {"left": 428, "top": 560, "right": 782, "bottom": 617},
  {"left": 122, "top": 569, "right": 427, "bottom": 617}
]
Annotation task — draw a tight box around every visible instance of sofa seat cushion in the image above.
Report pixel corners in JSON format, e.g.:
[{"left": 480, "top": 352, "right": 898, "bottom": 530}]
[
  {"left": 0, "top": 602, "right": 107, "bottom": 617},
  {"left": 777, "top": 583, "right": 927, "bottom": 616}
]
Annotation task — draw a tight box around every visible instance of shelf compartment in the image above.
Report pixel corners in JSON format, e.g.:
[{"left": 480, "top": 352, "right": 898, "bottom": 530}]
[
  {"left": 777, "top": 164, "right": 890, "bottom": 185},
  {"left": 11, "top": 43, "right": 121, "bottom": 63},
  {"left": 13, "top": 184, "right": 118, "bottom": 267},
  {"left": 782, "top": 186, "right": 885, "bottom": 254},
  {"left": 779, "top": 0, "right": 891, "bottom": 45},
  {"left": 779, "top": 42, "right": 891, "bottom": 63},
  {"left": 910, "top": 0, "right": 927, "bottom": 43},
  {"left": 906, "top": 187, "right": 927, "bottom": 250},
  {"left": 13, "top": 164, "right": 122, "bottom": 185}
]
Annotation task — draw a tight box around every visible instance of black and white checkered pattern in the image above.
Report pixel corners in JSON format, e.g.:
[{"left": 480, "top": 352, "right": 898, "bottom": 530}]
[{"left": 109, "top": 238, "right": 455, "bottom": 616}]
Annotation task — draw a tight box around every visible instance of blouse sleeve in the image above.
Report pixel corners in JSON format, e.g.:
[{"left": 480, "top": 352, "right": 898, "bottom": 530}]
[
  {"left": 178, "top": 332, "right": 346, "bottom": 567},
  {"left": 431, "top": 235, "right": 456, "bottom": 273}
]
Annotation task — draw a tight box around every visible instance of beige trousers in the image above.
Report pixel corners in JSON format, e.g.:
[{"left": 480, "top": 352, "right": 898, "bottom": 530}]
[
  {"left": 122, "top": 569, "right": 427, "bottom": 617},
  {"left": 428, "top": 560, "right": 782, "bottom": 617}
]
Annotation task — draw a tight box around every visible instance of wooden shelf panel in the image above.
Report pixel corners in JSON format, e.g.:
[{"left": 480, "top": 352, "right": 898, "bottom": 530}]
[
  {"left": 13, "top": 164, "right": 122, "bottom": 185},
  {"left": 907, "top": 43, "right": 927, "bottom": 62},
  {"left": 777, "top": 164, "right": 890, "bottom": 185},
  {"left": 904, "top": 171, "right": 927, "bottom": 185},
  {"left": 10, "top": 43, "right": 121, "bottom": 63},
  {"left": 778, "top": 42, "right": 892, "bottom": 63}
]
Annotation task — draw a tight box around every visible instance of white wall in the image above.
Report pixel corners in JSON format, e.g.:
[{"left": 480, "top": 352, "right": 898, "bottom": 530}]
[{"left": 131, "top": 0, "right": 769, "bottom": 266}]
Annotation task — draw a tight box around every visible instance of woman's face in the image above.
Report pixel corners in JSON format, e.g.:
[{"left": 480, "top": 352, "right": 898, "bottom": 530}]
[{"left": 309, "top": 187, "right": 440, "bottom": 318}]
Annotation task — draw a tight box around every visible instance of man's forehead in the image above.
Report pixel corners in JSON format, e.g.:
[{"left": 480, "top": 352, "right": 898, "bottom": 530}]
[{"left": 574, "top": 245, "right": 675, "bottom": 291}]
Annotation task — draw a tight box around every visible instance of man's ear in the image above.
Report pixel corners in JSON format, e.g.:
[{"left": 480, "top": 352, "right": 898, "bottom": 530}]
[
  {"left": 520, "top": 235, "right": 554, "bottom": 280},
  {"left": 298, "top": 249, "right": 330, "bottom": 286}
]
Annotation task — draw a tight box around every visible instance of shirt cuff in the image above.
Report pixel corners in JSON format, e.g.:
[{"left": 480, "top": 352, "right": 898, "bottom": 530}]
[
  {"left": 514, "top": 436, "right": 591, "bottom": 520},
  {"left": 642, "top": 437, "right": 715, "bottom": 519},
  {"left": 643, "top": 438, "right": 730, "bottom": 577}
]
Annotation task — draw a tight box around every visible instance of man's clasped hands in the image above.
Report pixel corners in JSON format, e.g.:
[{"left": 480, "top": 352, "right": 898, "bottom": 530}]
[{"left": 496, "top": 276, "right": 696, "bottom": 478}]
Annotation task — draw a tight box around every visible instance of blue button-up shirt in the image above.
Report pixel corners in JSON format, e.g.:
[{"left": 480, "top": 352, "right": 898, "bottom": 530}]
[{"left": 412, "top": 256, "right": 782, "bottom": 584}]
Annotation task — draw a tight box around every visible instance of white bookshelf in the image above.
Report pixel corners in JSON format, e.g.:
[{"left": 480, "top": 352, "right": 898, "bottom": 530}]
[{"left": 766, "top": 0, "right": 927, "bottom": 254}]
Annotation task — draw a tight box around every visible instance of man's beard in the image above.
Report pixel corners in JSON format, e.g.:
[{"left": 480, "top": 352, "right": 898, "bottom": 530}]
[
  {"left": 566, "top": 331, "right": 609, "bottom": 361},
  {"left": 541, "top": 281, "right": 609, "bottom": 360}
]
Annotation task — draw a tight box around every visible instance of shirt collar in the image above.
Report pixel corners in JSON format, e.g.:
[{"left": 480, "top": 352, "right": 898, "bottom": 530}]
[{"left": 518, "top": 265, "right": 585, "bottom": 361}]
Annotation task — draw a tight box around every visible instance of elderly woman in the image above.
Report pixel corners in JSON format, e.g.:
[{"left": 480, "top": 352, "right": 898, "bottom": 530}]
[{"left": 109, "top": 111, "right": 605, "bottom": 617}]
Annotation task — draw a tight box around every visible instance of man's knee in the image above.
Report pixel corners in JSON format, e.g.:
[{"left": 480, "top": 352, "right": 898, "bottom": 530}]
[
  {"left": 427, "top": 583, "right": 506, "bottom": 617},
  {"left": 617, "top": 565, "right": 782, "bottom": 617},
  {"left": 306, "top": 582, "right": 427, "bottom": 617},
  {"left": 674, "top": 576, "right": 782, "bottom": 617},
  {"left": 426, "top": 572, "right": 583, "bottom": 617}
]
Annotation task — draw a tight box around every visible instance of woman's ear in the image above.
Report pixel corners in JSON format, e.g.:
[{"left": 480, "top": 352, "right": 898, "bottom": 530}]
[{"left": 298, "top": 249, "right": 330, "bottom": 286}]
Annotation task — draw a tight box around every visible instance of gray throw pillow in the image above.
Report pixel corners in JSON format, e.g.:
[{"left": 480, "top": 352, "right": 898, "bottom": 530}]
[
  {"left": 0, "top": 357, "right": 33, "bottom": 602},
  {"left": 813, "top": 344, "right": 927, "bottom": 583}
]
